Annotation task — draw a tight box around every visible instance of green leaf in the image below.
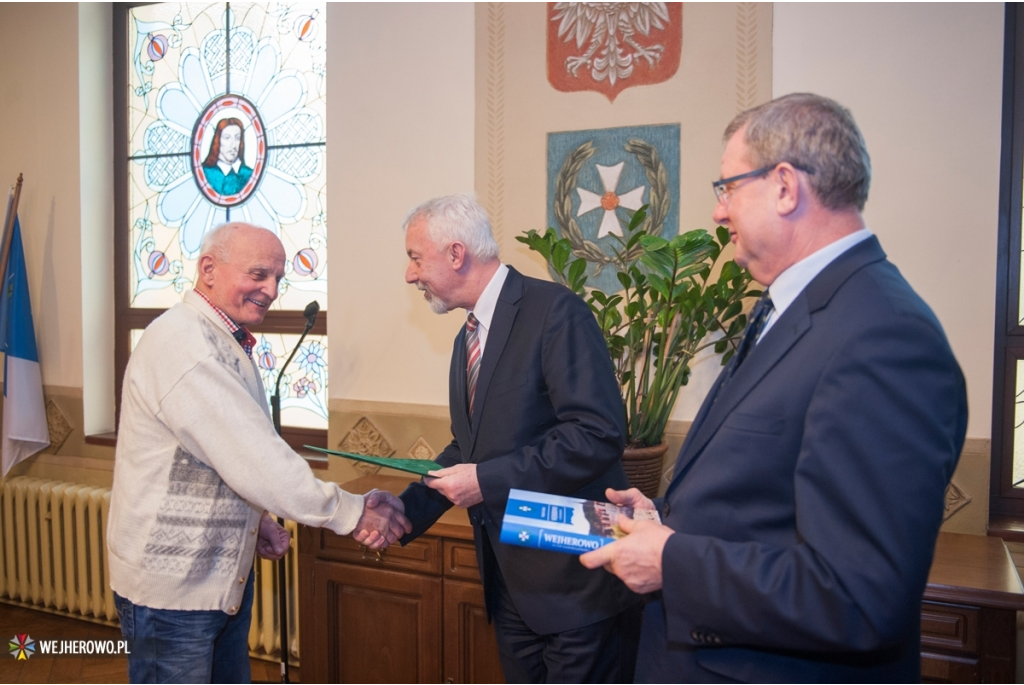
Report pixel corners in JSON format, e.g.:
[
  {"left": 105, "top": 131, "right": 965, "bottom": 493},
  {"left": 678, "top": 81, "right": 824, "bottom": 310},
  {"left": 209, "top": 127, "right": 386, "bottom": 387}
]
[
  {"left": 676, "top": 263, "right": 709, "bottom": 280},
  {"left": 552, "top": 242, "right": 569, "bottom": 274},
  {"left": 625, "top": 231, "right": 645, "bottom": 251},
  {"left": 716, "top": 225, "right": 730, "bottom": 247},
  {"left": 568, "top": 258, "right": 587, "bottom": 290},
  {"left": 628, "top": 205, "right": 649, "bottom": 231},
  {"left": 720, "top": 261, "right": 741, "bottom": 282},
  {"left": 639, "top": 234, "right": 669, "bottom": 251},
  {"left": 640, "top": 251, "right": 674, "bottom": 277},
  {"left": 649, "top": 276, "right": 671, "bottom": 300}
]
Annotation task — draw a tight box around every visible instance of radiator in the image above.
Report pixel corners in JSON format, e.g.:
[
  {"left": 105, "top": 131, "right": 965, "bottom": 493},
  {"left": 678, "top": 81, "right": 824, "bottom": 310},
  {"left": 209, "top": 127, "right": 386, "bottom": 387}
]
[
  {"left": 0, "top": 477, "right": 116, "bottom": 623},
  {"left": 249, "top": 518, "right": 301, "bottom": 664},
  {"left": 0, "top": 476, "right": 300, "bottom": 664}
]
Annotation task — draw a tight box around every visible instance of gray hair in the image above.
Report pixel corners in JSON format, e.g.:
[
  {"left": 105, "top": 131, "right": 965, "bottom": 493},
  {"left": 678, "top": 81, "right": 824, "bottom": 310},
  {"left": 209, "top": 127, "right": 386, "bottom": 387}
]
[
  {"left": 725, "top": 93, "right": 871, "bottom": 211},
  {"left": 199, "top": 221, "right": 268, "bottom": 262},
  {"left": 402, "top": 194, "right": 500, "bottom": 261}
]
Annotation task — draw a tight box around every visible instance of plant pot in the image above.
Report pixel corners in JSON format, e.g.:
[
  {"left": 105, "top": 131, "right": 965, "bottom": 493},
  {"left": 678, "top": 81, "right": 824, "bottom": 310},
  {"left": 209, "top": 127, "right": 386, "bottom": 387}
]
[{"left": 622, "top": 441, "right": 669, "bottom": 499}]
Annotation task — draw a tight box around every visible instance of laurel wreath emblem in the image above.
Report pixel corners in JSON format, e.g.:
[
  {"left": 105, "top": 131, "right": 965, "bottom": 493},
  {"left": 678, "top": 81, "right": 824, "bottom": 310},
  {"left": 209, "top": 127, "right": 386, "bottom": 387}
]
[{"left": 553, "top": 138, "right": 671, "bottom": 272}]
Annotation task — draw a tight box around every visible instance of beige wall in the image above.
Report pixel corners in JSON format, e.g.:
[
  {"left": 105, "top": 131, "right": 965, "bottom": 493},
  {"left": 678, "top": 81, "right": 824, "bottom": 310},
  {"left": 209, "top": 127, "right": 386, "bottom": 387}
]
[
  {"left": 0, "top": 2, "right": 84, "bottom": 389},
  {"left": 328, "top": 3, "right": 475, "bottom": 410}
]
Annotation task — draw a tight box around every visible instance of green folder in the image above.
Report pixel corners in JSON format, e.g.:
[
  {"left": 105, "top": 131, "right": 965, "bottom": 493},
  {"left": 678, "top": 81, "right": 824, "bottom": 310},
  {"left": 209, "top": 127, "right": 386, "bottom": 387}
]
[{"left": 304, "top": 445, "right": 443, "bottom": 477}]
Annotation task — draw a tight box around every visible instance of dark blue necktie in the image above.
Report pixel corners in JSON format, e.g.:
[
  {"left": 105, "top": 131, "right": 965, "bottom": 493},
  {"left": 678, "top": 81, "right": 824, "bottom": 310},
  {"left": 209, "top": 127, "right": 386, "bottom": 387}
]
[{"left": 730, "top": 292, "right": 774, "bottom": 375}]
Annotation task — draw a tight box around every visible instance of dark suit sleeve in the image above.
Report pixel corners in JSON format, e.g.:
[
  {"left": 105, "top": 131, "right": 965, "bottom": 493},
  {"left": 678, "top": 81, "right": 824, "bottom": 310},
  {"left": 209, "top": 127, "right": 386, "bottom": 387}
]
[
  {"left": 398, "top": 437, "right": 461, "bottom": 543},
  {"left": 475, "top": 291, "right": 627, "bottom": 504},
  {"left": 661, "top": 313, "right": 966, "bottom": 652}
]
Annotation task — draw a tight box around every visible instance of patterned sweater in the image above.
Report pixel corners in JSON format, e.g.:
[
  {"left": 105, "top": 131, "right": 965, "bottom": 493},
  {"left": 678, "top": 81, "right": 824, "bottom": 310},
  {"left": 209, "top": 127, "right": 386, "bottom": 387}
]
[{"left": 108, "top": 290, "right": 364, "bottom": 613}]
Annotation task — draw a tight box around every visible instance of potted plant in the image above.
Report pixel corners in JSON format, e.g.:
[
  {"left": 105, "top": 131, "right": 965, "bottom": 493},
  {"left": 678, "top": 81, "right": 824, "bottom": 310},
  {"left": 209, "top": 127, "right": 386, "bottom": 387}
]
[{"left": 517, "top": 206, "right": 758, "bottom": 496}]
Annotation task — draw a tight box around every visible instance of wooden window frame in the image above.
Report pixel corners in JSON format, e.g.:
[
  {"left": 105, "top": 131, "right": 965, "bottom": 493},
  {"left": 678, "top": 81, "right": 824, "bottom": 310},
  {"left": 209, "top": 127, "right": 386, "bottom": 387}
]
[{"left": 111, "top": 4, "right": 327, "bottom": 451}]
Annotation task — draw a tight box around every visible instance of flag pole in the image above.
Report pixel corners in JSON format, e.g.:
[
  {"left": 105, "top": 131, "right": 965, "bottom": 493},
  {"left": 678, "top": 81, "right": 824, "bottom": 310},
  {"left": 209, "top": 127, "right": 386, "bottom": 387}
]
[{"left": 0, "top": 174, "right": 24, "bottom": 289}]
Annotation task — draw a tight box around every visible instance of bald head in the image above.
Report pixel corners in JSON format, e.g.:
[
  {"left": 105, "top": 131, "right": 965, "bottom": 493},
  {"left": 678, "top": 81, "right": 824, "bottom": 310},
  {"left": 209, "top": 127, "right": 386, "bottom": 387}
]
[{"left": 195, "top": 222, "right": 285, "bottom": 326}]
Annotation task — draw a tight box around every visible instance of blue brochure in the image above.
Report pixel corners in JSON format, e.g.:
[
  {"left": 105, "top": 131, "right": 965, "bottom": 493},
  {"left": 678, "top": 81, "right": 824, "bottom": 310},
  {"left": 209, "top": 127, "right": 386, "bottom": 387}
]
[{"left": 500, "top": 488, "right": 660, "bottom": 555}]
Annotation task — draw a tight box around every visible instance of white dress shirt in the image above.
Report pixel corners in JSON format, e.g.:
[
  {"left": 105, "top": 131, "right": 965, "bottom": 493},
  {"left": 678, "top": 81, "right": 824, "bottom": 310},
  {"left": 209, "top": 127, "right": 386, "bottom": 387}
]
[
  {"left": 760, "top": 228, "right": 873, "bottom": 340},
  {"left": 467, "top": 263, "right": 509, "bottom": 354}
]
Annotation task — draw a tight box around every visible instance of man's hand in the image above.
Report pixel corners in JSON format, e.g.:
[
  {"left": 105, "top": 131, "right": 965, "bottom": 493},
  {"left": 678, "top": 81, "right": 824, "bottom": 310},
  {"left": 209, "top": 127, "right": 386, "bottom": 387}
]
[
  {"left": 425, "top": 463, "right": 483, "bottom": 508},
  {"left": 256, "top": 511, "right": 291, "bottom": 560},
  {"left": 605, "top": 487, "right": 656, "bottom": 511},
  {"left": 579, "top": 515, "right": 673, "bottom": 594},
  {"left": 352, "top": 489, "right": 413, "bottom": 550}
]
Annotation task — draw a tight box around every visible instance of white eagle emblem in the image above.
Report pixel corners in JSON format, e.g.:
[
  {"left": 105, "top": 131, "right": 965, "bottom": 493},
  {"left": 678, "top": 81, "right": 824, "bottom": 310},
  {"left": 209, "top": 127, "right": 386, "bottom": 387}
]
[{"left": 552, "top": 2, "right": 671, "bottom": 85}]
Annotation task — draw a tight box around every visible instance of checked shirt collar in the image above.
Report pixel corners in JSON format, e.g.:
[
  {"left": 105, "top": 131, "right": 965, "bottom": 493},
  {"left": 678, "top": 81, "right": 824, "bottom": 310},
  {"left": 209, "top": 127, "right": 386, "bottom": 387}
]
[{"left": 192, "top": 289, "right": 257, "bottom": 358}]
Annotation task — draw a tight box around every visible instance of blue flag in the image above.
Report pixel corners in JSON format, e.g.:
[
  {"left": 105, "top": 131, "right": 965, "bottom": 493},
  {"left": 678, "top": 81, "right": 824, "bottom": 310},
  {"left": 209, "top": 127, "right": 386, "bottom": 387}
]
[{"left": 0, "top": 216, "right": 49, "bottom": 477}]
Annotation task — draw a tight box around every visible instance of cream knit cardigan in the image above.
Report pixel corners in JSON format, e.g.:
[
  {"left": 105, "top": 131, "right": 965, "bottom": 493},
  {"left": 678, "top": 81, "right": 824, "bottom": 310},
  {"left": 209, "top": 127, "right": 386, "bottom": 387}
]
[{"left": 108, "top": 291, "right": 364, "bottom": 613}]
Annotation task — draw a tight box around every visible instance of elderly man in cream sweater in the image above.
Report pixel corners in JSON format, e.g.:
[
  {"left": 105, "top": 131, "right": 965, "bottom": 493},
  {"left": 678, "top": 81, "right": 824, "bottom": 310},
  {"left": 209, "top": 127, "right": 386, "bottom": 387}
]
[{"left": 108, "top": 222, "right": 408, "bottom": 684}]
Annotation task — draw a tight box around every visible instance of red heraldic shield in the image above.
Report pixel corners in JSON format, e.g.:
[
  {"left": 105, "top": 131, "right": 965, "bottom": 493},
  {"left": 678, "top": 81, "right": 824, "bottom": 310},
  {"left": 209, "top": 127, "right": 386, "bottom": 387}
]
[{"left": 547, "top": 2, "right": 682, "bottom": 102}]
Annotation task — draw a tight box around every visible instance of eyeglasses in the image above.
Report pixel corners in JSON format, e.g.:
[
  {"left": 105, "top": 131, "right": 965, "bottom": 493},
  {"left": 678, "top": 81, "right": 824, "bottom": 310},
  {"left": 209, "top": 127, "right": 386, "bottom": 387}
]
[{"left": 712, "top": 162, "right": 815, "bottom": 204}]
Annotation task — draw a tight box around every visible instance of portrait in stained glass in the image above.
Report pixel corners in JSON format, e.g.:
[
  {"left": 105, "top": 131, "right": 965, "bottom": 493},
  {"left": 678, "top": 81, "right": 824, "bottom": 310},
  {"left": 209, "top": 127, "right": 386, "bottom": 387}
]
[
  {"left": 125, "top": 2, "right": 328, "bottom": 429},
  {"left": 127, "top": 2, "right": 327, "bottom": 312}
]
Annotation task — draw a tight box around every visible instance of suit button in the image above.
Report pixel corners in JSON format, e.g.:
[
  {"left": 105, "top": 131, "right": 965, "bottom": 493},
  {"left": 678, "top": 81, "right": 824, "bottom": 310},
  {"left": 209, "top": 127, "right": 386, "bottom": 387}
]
[
  {"left": 711, "top": 634, "right": 722, "bottom": 645},
  {"left": 663, "top": 502, "right": 671, "bottom": 517},
  {"left": 690, "top": 630, "right": 700, "bottom": 642}
]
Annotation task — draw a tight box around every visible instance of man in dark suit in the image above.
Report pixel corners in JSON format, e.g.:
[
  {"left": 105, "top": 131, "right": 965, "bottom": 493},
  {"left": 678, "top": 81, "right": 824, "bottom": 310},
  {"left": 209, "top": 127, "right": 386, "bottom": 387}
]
[
  {"left": 396, "top": 194, "right": 641, "bottom": 683},
  {"left": 582, "top": 93, "right": 968, "bottom": 682}
]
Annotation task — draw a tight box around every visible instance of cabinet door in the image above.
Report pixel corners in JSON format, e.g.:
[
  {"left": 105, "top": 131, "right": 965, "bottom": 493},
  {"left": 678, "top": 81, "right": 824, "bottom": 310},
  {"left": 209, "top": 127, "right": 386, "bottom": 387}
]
[
  {"left": 443, "top": 579, "right": 504, "bottom": 684},
  {"left": 312, "top": 560, "right": 442, "bottom": 683}
]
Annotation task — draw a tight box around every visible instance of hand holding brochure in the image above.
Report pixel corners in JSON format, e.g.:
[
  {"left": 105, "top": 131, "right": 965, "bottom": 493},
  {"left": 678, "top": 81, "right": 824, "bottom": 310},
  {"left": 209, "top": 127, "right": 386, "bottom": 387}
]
[{"left": 500, "top": 488, "right": 661, "bottom": 554}]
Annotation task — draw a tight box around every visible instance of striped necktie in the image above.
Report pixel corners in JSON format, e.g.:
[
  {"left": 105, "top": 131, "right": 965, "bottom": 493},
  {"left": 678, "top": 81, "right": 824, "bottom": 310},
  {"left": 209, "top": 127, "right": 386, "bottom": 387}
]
[{"left": 466, "top": 313, "right": 482, "bottom": 416}]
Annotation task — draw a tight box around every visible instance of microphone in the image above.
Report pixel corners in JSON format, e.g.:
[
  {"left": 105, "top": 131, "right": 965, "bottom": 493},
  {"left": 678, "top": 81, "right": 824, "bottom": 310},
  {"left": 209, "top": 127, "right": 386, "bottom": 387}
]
[
  {"left": 270, "top": 298, "right": 318, "bottom": 685},
  {"left": 303, "top": 300, "right": 319, "bottom": 329},
  {"left": 272, "top": 300, "right": 321, "bottom": 434}
]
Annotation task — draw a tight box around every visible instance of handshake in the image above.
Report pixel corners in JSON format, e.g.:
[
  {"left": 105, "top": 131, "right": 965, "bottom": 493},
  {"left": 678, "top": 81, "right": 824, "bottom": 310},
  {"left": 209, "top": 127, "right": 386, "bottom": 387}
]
[{"left": 352, "top": 489, "right": 413, "bottom": 550}]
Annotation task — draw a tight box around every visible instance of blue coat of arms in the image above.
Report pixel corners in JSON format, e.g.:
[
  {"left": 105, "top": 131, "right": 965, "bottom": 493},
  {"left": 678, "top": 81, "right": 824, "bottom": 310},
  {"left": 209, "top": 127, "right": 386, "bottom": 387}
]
[{"left": 547, "top": 124, "right": 680, "bottom": 293}]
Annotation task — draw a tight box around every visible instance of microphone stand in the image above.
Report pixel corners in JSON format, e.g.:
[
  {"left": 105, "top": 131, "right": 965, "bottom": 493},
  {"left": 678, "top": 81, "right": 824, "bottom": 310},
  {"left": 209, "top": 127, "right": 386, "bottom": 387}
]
[{"left": 269, "top": 300, "right": 319, "bottom": 684}]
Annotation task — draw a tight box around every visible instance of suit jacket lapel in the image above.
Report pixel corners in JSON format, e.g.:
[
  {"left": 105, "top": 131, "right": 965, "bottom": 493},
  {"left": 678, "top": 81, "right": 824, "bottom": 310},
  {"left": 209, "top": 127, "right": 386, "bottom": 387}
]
[
  {"left": 667, "top": 302, "right": 812, "bottom": 490},
  {"left": 667, "top": 236, "right": 888, "bottom": 494},
  {"left": 451, "top": 325, "right": 472, "bottom": 453},
  {"left": 468, "top": 267, "right": 523, "bottom": 450}
]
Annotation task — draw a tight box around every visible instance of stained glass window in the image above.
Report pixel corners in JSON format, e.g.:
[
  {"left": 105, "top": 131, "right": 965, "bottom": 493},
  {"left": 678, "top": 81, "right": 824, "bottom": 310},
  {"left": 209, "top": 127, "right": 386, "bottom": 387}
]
[{"left": 121, "top": 2, "right": 328, "bottom": 431}]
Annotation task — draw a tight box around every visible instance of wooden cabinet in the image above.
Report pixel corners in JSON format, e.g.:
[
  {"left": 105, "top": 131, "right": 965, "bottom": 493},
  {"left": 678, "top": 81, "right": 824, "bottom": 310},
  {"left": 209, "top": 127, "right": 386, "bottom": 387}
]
[
  {"left": 299, "top": 475, "right": 504, "bottom": 684},
  {"left": 921, "top": 532, "right": 1024, "bottom": 683}
]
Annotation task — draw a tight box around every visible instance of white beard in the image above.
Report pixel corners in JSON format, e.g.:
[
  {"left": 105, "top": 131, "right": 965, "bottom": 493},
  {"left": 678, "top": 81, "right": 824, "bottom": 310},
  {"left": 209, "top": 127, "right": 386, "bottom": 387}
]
[{"left": 419, "top": 286, "right": 449, "bottom": 315}]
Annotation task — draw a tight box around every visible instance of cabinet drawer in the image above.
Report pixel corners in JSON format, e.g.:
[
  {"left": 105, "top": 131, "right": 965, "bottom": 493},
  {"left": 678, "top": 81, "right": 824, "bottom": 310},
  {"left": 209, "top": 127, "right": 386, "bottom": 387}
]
[
  {"left": 921, "top": 601, "right": 979, "bottom": 656},
  {"left": 317, "top": 530, "right": 441, "bottom": 575},
  {"left": 444, "top": 540, "right": 481, "bottom": 582},
  {"left": 920, "top": 651, "right": 980, "bottom": 683}
]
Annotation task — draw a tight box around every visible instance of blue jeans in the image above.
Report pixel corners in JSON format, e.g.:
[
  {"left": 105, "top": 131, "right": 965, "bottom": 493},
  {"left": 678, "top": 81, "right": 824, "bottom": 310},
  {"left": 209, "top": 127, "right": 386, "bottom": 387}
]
[{"left": 114, "top": 572, "right": 254, "bottom": 684}]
